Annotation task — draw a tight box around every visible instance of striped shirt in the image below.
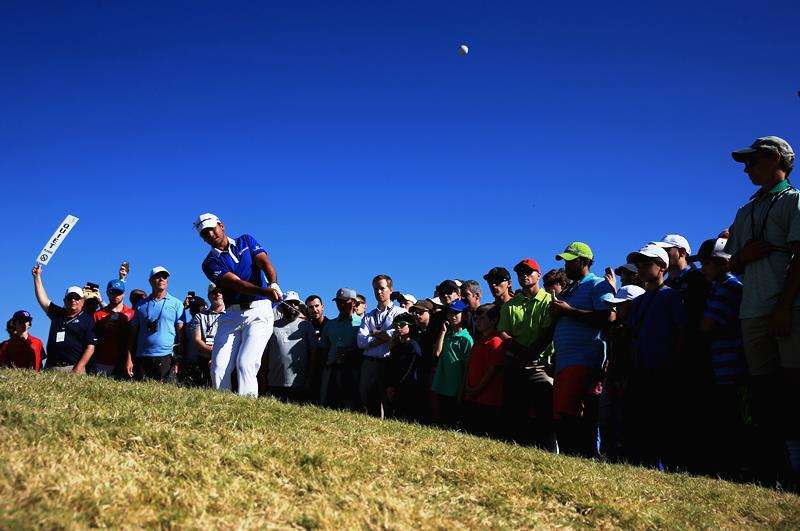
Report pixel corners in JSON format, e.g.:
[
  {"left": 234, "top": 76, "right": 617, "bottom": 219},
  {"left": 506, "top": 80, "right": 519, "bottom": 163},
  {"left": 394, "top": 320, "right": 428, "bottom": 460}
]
[
  {"left": 703, "top": 273, "right": 746, "bottom": 385},
  {"left": 553, "top": 272, "right": 614, "bottom": 372}
]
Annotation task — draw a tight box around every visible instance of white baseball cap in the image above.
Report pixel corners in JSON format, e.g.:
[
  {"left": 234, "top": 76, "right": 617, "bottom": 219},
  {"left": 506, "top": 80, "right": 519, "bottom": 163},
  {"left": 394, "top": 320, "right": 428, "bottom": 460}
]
[
  {"left": 149, "top": 266, "right": 170, "bottom": 279},
  {"left": 690, "top": 238, "right": 732, "bottom": 262},
  {"left": 652, "top": 234, "right": 692, "bottom": 255},
  {"left": 627, "top": 244, "right": 670, "bottom": 268},
  {"left": 399, "top": 293, "right": 417, "bottom": 304},
  {"left": 283, "top": 290, "right": 301, "bottom": 302},
  {"left": 64, "top": 286, "right": 84, "bottom": 298},
  {"left": 193, "top": 213, "right": 221, "bottom": 234},
  {"left": 602, "top": 285, "right": 646, "bottom": 305},
  {"left": 428, "top": 297, "right": 444, "bottom": 308}
]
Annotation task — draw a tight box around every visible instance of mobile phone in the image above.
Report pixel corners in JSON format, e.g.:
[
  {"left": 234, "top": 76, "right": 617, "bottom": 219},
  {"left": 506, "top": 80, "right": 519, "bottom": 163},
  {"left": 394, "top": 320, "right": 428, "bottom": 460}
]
[{"left": 188, "top": 291, "right": 196, "bottom": 298}]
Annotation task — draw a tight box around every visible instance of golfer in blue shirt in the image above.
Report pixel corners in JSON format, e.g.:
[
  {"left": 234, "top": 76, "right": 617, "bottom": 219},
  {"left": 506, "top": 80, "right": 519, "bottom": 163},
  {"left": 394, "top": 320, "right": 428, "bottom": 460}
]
[{"left": 195, "top": 213, "right": 283, "bottom": 397}]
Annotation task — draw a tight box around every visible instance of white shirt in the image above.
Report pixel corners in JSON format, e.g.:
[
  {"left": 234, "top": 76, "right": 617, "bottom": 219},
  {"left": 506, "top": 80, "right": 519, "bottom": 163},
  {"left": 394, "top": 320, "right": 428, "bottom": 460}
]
[{"left": 357, "top": 303, "right": 406, "bottom": 359}]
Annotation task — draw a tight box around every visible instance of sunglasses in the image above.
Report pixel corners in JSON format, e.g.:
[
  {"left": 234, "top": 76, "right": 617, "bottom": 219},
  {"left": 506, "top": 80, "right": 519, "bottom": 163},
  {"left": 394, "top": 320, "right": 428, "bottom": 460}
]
[
  {"left": 108, "top": 290, "right": 124, "bottom": 297},
  {"left": 65, "top": 294, "right": 82, "bottom": 301},
  {"left": 151, "top": 273, "right": 169, "bottom": 280},
  {"left": 355, "top": 301, "right": 365, "bottom": 306},
  {"left": 744, "top": 153, "right": 768, "bottom": 169},
  {"left": 487, "top": 278, "right": 509, "bottom": 285}
]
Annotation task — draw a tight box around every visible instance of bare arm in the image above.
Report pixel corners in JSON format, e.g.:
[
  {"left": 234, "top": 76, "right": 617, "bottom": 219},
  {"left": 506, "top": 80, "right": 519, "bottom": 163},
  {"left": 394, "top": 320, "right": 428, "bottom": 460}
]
[
  {"left": 771, "top": 242, "right": 800, "bottom": 336},
  {"left": 215, "top": 272, "right": 280, "bottom": 301},
  {"left": 126, "top": 321, "right": 139, "bottom": 377},
  {"left": 73, "top": 344, "right": 95, "bottom": 374},
  {"left": 254, "top": 252, "right": 278, "bottom": 285},
  {"left": 31, "top": 265, "right": 51, "bottom": 312},
  {"left": 194, "top": 323, "right": 212, "bottom": 356},
  {"left": 432, "top": 327, "right": 447, "bottom": 359}
]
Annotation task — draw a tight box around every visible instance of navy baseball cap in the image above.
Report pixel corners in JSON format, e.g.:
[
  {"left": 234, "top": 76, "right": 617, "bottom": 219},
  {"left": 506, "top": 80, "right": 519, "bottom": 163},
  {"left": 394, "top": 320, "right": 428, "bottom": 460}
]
[
  {"left": 106, "top": 279, "right": 126, "bottom": 293},
  {"left": 447, "top": 300, "right": 467, "bottom": 313},
  {"left": 12, "top": 310, "right": 32, "bottom": 322}
]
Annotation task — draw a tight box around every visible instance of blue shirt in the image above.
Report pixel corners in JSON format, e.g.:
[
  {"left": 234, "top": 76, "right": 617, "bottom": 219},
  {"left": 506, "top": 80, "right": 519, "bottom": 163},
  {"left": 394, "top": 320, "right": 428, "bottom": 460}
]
[
  {"left": 626, "top": 286, "right": 687, "bottom": 370},
  {"left": 201, "top": 235, "right": 267, "bottom": 306},
  {"left": 553, "top": 272, "right": 614, "bottom": 372},
  {"left": 45, "top": 304, "right": 96, "bottom": 367},
  {"left": 132, "top": 293, "right": 184, "bottom": 358}
]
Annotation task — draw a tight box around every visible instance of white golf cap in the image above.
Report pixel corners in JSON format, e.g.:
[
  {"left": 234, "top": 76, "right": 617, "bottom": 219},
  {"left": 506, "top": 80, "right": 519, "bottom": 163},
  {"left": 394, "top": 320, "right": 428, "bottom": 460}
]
[
  {"left": 193, "top": 213, "right": 221, "bottom": 234},
  {"left": 65, "top": 286, "right": 84, "bottom": 298},
  {"left": 690, "top": 238, "right": 732, "bottom": 262},
  {"left": 627, "top": 244, "right": 670, "bottom": 268},
  {"left": 283, "top": 290, "right": 301, "bottom": 302},
  {"left": 428, "top": 297, "right": 444, "bottom": 307},
  {"left": 399, "top": 293, "right": 417, "bottom": 304},
  {"left": 149, "top": 266, "right": 170, "bottom": 279},
  {"left": 602, "top": 285, "right": 646, "bottom": 305},
  {"left": 652, "top": 234, "right": 692, "bottom": 255}
]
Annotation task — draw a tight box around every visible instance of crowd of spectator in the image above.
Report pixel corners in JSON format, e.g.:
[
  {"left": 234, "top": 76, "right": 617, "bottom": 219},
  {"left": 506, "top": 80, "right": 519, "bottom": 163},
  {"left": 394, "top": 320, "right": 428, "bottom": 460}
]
[{"left": 1, "top": 136, "right": 798, "bottom": 491}]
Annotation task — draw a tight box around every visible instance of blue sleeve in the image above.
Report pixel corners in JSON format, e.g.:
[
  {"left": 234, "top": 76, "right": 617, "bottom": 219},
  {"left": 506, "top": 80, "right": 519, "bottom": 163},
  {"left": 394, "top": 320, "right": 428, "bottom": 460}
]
[
  {"left": 173, "top": 300, "right": 184, "bottom": 326},
  {"left": 132, "top": 307, "right": 142, "bottom": 327},
  {"left": 243, "top": 234, "right": 266, "bottom": 257},
  {"left": 592, "top": 279, "right": 615, "bottom": 310},
  {"left": 202, "top": 255, "right": 227, "bottom": 282}
]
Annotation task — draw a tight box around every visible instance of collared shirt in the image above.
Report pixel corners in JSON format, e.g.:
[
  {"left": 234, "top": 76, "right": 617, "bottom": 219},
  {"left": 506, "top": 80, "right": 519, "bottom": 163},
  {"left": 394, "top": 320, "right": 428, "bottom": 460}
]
[
  {"left": 356, "top": 304, "right": 406, "bottom": 359},
  {"left": 703, "top": 273, "right": 746, "bottom": 384},
  {"left": 627, "top": 286, "right": 686, "bottom": 370},
  {"left": 498, "top": 289, "right": 553, "bottom": 358},
  {"left": 201, "top": 234, "right": 268, "bottom": 307},
  {"left": 725, "top": 179, "right": 800, "bottom": 318},
  {"left": 45, "top": 305, "right": 96, "bottom": 367},
  {"left": 132, "top": 293, "right": 183, "bottom": 358},
  {"left": 552, "top": 272, "right": 614, "bottom": 372},
  {"left": 321, "top": 314, "right": 361, "bottom": 364},
  {"left": 196, "top": 309, "right": 224, "bottom": 351}
]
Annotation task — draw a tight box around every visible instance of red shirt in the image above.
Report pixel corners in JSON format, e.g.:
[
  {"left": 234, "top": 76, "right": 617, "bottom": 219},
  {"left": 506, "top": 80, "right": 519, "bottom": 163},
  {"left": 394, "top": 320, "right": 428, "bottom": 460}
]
[
  {"left": 465, "top": 333, "right": 506, "bottom": 407},
  {"left": 92, "top": 306, "right": 135, "bottom": 366},
  {"left": 0, "top": 335, "right": 45, "bottom": 372}
]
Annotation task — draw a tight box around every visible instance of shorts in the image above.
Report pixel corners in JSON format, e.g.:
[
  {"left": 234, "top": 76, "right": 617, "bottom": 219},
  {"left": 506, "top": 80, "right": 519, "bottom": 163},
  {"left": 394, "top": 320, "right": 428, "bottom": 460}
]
[
  {"left": 741, "top": 310, "right": 800, "bottom": 376},
  {"left": 553, "top": 365, "right": 601, "bottom": 419}
]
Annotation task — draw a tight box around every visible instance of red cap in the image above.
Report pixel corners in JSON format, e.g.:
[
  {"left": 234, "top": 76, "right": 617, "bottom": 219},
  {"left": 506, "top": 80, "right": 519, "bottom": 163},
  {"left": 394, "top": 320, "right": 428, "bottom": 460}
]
[{"left": 513, "top": 258, "right": 541, "bottom": 274}]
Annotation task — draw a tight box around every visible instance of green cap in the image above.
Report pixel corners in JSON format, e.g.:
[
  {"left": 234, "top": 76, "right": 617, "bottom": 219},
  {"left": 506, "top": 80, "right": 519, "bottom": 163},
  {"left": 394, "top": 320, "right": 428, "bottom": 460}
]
[{"left": 555, "top": 242, "right": 593, "bottom": 261}]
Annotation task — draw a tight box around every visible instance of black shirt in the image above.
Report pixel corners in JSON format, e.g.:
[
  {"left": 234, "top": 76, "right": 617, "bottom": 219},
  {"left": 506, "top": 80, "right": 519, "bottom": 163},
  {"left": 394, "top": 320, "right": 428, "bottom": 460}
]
[
  {"left": 46, "top": 304, "right": 96, "bottom": 367},
  {"left": 388, "top": 340, "right": 422, "bottom": 386}
]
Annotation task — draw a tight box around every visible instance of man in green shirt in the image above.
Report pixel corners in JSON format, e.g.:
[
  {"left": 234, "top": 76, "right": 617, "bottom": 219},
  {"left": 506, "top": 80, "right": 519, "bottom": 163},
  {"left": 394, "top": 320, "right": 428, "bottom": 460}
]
[
  {"left": 497, "top": 258, "right": 556, "bottom": 450},
  {"left": 319, "top": 288, "right": 362, "bottom": 410},
  {"left": 726, "top": 136, "right": 800, "bottom": 486}
]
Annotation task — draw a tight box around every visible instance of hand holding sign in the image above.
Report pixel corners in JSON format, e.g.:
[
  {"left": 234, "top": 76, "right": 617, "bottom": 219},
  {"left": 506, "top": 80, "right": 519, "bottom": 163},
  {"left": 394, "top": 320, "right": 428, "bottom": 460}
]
[{"left": 36, "top": 215, "right": 79, "bottom": 266}]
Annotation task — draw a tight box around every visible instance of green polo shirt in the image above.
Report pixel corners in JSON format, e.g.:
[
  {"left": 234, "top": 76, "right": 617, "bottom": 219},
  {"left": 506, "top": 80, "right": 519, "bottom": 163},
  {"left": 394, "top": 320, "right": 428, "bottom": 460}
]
[
  {"left": 725, "top": 179, "right": 800, "bottom": 318},
  {"left": 431, "top": 328, "right": 473, "bottom": 398},
  {"left": 320, "top": 314, "right": 361, "bottom": 363},
  {"left": 498, "top": 289, "right": 553, "bottom": 354}
]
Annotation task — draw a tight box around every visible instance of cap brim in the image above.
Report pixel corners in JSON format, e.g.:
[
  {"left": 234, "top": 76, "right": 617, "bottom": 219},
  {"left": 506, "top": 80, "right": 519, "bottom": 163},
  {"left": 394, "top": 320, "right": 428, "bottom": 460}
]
[
  {"left": 732, "top": 148, "right": 757, "bottom": 162},
  {"left": 555, "top": 252, "right": 579, "bottom": 261}
]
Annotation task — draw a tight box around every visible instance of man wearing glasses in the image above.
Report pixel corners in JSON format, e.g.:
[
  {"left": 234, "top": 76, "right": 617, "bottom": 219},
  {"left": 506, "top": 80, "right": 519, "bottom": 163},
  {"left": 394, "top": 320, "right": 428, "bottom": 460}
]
[
  {"left": 32, "top": 265, "right": 96, "bottom": 373},
  {"left": 725, "top": 136, "right": 800, "bottom": 485},
  {"left": 195, "top": 213, "right": 283, "bottom": 397},
  {"left": 92, "top": 279, "right": 135, "bottom": 377},
  {"left": 126, "top": 266, "right": 184, "bottom": 382},
  {"left": 498, "top": 258, "right": 556, "bottom": 449},
  {"left": 483, "top": 267, "right": 514, "bottom": 306}
]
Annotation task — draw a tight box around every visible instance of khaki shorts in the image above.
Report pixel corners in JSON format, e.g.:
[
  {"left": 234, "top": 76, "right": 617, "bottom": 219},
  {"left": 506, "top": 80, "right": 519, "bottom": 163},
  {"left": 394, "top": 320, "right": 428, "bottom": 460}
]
[{"left": 741, "top": 310, "right": 800, "bottom": 376}]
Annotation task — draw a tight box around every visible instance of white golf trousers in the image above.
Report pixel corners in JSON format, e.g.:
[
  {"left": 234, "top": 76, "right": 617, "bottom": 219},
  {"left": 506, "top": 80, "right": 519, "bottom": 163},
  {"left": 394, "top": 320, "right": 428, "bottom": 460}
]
[{"left": 211, "top": 299, "right": 274, "bottom": 397}]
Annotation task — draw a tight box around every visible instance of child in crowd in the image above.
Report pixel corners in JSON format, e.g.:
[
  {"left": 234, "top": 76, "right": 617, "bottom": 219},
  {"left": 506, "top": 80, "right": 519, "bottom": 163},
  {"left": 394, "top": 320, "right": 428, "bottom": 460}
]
[
  {"left": 624, "top": 244, "right": 687, "bottom": 469},
  {"left": 386, "top": 313, "right": 422, "bottom": 421},
  {"left": 462, "top": 303, "right": 506, "bottom": 437},
  {"left": 599, "top": 285, "right": 645, "bottom": 461},
  {"left": 695, "top": 237, "right": 751, "bottom": 477},
  {"left": 431, "top": 300, "right": 473, "bottom": 427}
]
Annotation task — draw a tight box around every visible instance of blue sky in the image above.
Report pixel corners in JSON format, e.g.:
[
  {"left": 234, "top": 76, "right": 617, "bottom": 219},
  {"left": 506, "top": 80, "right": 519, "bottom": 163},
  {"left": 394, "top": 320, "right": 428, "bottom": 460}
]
[{"left": 1, "top": 1, "right": 798, "bottom": 337}]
